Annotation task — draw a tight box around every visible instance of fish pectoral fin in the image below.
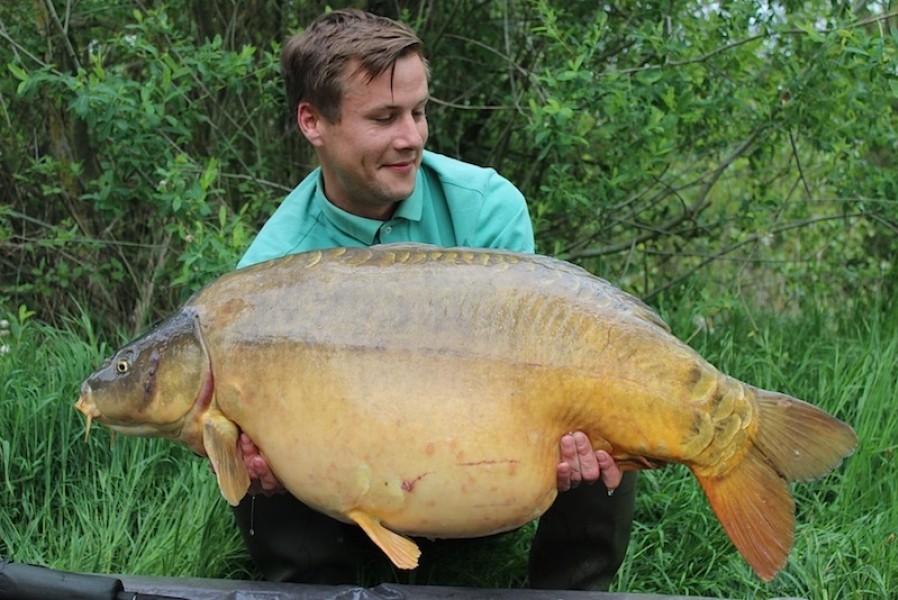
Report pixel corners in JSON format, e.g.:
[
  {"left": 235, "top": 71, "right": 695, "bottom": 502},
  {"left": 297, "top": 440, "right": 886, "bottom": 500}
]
[
  {"left": 348, "top": 509, "right": 421, "bottom": 570},
  {"left": 612, "top": 453, "right": 668, "bottom": 471},
  {"left": 203, "top": 413, "right": 250, "bottom": 507}
]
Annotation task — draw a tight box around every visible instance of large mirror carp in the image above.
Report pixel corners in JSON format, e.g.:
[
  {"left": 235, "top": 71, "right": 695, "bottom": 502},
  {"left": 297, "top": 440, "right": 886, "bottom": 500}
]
[{"left": 77, "top": 244, "right": 857, "bottom": 581}]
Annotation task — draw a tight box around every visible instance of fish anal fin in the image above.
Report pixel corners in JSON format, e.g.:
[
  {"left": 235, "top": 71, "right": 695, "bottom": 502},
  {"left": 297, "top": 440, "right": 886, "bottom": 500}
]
[
  {"left": 203, "top": 413, "right": 250, "bottom": 506},
  {"left": 348, "top": 509, "right": 421, "bottom": 570},
  {"left": 693, "top": 445, "right": 793, "bottom": 581}
]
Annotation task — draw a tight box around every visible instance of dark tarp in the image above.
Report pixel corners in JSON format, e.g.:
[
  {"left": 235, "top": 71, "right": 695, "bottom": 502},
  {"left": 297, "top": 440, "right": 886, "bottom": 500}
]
[
  {"left": 118, "top": 575, "right": 722, "bottom": 600},
  {"left": 1, "top": 562, "right": 741, "bottom": 600}
]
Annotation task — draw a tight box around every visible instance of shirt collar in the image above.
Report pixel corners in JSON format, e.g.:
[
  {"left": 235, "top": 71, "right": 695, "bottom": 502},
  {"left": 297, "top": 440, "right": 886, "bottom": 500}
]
[
  {"left": 394, "top": 174, "right": 424, "bottom": 221},
  {"left": 315, "top": 170, "right": 425, "bottom": 244}
]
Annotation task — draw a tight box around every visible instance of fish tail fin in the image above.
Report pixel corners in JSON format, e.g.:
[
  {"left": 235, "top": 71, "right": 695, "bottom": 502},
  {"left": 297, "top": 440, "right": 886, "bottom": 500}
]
[
  {"left": 693, "top": 388, "right": 857, "bottom": 581},
  {"left": 751, "top": 389, "right": 858, "bottom": 482},
  {"left": 693, "top": 444, "right": 793, "bottom": 581}
]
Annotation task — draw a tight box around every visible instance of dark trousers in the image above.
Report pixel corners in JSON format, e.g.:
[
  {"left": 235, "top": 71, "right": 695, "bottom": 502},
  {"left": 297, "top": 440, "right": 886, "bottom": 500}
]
[{"left": 233, "top": 471, "right": 637, "bottom": 591}]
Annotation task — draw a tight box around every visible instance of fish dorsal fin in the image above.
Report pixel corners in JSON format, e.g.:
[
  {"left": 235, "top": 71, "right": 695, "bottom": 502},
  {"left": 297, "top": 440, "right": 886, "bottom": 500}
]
[
  {"left": 348, "top": 509, "right": 421, "bottom": 570},
  {"left": 203, "top": 412, "right": 250, "bottom": 506}
]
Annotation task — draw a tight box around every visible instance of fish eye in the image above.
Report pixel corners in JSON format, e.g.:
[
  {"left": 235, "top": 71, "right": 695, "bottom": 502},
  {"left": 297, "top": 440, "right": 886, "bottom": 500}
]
[{"left": 115, "top": 358, "right": 130, "bottom": 374}]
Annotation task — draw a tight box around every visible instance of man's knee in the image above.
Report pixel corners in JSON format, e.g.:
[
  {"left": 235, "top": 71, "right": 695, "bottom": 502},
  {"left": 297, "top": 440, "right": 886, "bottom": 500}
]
[
  {"left": 233, "top": 494, "right": 360, "bottom": 584},
  {"left": 529, "top": 472, "right": 638, "bottom": 591}
]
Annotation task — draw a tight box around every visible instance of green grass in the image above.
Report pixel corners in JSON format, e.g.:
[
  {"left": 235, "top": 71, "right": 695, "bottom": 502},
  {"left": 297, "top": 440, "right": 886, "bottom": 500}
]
[
  {"left": 0, "top": 299, "right": 894, "bottom": 597},
  {"left": 0, "top": 309, "right": 249, "bottom": 579}
]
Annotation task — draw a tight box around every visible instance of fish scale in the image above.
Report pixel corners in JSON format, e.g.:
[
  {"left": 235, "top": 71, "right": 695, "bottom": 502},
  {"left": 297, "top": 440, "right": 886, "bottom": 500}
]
[{"left": 77, "top": 243, "right": 857, "bottom": 582}]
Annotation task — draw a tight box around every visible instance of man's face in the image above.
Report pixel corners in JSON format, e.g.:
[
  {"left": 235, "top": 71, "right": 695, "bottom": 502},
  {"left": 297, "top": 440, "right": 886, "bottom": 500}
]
[{"left": 300, "top": 53, "right": 429, "bottom": 220}]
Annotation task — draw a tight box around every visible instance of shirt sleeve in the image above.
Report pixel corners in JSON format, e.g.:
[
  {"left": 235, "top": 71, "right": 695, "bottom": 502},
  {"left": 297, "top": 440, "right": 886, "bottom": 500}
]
[
  {"left": 237, "top": 173, "right": 320, "bottom": 269},
  {"left": 237, "top": 212, "right": 300, "bottom": 268},
  {"left": 471, "top": 169, "right": 535, "bottom": 253}
]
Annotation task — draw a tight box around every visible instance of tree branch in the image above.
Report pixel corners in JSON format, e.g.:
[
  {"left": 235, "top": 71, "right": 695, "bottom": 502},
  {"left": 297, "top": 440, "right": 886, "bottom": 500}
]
[
  {"left": 642, "top": 213, "right": 868, "bottom": 301},
  {"left": 607, "top": 9, "right": 898, "bottom": 75},
  {"left": 570, "top": 125, "right": 768, "bottom": 260}
]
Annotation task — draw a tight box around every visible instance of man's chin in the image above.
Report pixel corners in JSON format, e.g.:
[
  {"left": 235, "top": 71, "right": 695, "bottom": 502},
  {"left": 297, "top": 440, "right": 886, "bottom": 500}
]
[{"left": 379, "top": 178, "right": 417, "bottom": 202}]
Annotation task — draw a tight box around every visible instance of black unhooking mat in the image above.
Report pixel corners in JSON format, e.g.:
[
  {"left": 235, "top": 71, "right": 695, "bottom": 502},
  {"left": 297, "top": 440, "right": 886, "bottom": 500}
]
[{"left": 0, "top": 561, "right": 718, "bottom": 600}]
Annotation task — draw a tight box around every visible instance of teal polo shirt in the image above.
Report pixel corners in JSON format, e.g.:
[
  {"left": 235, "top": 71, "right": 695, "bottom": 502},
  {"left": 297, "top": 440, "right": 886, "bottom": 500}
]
[{"left": 237, "top": 150, "right": 534, "bottom": 268}]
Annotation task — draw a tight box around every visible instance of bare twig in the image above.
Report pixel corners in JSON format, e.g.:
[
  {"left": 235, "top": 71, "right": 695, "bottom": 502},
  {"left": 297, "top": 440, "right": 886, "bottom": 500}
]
[
  {"left": 642, "top": 213, "right": 867, "bottom": 301},
  {"left": 608, "top": 9, "right": 898, "bottom": 76},
  {"left": 443, "top": 33, "right": 532, "bottom": 79},
  {"left": 570, "top": 126, "right": 768, "bottom": 260},
  {"left": 427, "top": 96, "right": 514, "bottom": 111},
  {"left": 0, "top": 17, "right": 61, "bottom": 72},
  {"left": 788, "top": 128, "right": 813, "bottom": 200},
  {"left": 41, "top": 0, "right": 81, "bottom": 71},
  {"left": 865, "top": 211, "right": 898, "bottom": 236}
]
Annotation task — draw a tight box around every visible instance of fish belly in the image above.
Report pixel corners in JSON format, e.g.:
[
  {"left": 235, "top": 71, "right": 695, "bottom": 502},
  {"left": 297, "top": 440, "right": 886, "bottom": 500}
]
[{"left": 214, "top": 345, "right": 564, "bottom": 538}]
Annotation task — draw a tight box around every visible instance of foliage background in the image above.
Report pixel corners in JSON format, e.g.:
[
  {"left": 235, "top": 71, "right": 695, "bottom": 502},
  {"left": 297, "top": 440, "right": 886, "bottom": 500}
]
[
  {"left": 1, "top": 0, "right": 897, "bottom": 597},
  {"left": 2, "top": 0, "right": 896, "bottom": 333}
]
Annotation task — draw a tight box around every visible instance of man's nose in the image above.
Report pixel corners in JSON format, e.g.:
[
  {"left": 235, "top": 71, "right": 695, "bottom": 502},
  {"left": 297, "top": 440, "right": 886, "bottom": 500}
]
[{"left": 394, "top": 113, "right": 425, "bottom": 148}]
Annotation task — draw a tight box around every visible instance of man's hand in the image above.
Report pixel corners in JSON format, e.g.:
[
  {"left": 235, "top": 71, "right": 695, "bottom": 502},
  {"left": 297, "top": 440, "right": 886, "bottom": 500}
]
[
  {"left": 556, "top": 431, "right": 622, "bottom": 493},
  {"left": 236, "top": 430, "right": 621, "bottom": 497},
  {"left": 238, "top": 433, "right": 286, "bottom": 495}
]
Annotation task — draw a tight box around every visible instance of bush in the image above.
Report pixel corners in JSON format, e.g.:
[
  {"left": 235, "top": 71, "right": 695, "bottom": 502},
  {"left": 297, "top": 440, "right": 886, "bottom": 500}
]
[{"left": 1, "top": 1, "right": 896, "bottom": 335}]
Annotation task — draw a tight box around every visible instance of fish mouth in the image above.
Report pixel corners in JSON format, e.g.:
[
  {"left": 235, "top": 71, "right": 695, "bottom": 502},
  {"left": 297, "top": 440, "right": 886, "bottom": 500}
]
[
  {"left": 76, "top": 382, "right": 102, "bottom": 441},
  {"left": 75, "top": 382, "right": 181, "bottom": 439}
]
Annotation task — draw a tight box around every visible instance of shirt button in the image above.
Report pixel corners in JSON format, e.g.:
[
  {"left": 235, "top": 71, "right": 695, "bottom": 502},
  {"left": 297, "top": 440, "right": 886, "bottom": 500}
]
[{"left": 382, "top": 225, "right": 393, "bottom": 235}]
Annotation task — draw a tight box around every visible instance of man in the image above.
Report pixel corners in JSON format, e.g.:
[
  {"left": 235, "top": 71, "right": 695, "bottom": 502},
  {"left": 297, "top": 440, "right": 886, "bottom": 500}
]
[{"left": 234, "top": 8, "right": 637, "bottom": 591}]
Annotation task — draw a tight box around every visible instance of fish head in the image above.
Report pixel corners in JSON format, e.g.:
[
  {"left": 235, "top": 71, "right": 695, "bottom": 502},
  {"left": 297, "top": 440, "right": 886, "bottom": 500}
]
[{"left": 76, "top": 309, "right": 212, "bottom": 443}]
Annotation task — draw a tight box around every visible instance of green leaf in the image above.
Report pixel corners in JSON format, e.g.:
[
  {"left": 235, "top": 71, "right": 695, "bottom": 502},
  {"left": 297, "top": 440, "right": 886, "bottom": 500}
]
[
  {"left": 889, "top": 80, "right": 898, "bottom": 99},
  {"left": 199, "top": 158, "right": 219, "bottom": 191},
  {"left": 8, "top": 63, "right": 28, "bottom": 82}
]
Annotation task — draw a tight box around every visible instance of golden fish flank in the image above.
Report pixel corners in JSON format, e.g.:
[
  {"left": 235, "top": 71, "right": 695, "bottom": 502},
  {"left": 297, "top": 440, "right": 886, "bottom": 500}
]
[{"left": 77, "top": 243, "right": 857, "bottom": 581}]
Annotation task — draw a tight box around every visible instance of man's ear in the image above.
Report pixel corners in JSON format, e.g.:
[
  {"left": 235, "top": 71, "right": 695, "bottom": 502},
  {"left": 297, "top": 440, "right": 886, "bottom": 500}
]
[{"left": 298, "top": 101, "right": 325, "bottom": 147}]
